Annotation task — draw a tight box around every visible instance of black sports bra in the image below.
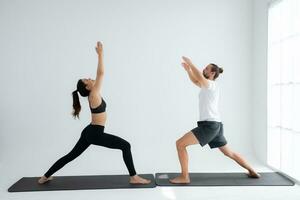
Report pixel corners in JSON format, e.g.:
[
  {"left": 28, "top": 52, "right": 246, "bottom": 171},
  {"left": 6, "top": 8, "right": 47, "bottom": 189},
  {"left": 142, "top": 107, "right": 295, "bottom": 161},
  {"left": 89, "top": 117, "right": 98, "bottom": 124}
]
[{"left": 90, "top": 98, "right": 106, "bottom": 113}]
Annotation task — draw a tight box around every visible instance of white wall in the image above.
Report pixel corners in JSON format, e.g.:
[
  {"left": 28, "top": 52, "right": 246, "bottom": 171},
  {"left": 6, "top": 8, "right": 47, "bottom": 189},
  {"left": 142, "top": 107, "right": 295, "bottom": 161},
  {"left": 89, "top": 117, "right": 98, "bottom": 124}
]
[
  {"left": 252, "top": 0, "right": 269, "bottom": 163},
  {"left": 0, "top": 0, "right": 255, "bottom": 178}
]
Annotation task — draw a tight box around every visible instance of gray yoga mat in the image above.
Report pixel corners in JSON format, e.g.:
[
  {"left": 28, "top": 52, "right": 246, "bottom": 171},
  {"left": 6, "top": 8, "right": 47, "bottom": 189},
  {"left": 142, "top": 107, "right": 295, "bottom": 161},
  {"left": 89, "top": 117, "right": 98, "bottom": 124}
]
[
  {"left": 155, "top": 172, "right": 295, "bottom": 186},
  {"left": 8, "top": 174, "right": 156, "bottom": 192}
]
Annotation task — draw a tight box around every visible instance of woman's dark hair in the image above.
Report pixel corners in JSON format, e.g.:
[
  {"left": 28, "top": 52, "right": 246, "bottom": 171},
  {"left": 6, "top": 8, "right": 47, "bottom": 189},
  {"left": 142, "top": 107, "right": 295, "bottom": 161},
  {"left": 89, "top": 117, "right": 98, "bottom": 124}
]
[
  {"left": 72, "top": 79, "right": 90, "bottom": 119},
  {"left": 72, "top": 90, "right": 81, "bottom": 118},
  {"left": 210, "top": 63, "right": 223, "bottom": 80},
  {"left": 77, "top": 79, "right": 90, "bottom": 97}
]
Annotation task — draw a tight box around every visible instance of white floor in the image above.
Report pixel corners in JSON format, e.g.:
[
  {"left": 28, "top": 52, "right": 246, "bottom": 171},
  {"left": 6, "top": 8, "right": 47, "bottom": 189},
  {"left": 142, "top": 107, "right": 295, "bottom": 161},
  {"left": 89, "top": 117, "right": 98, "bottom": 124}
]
[{"left": 1, "top": 157, "right": 300, "bottom": 200}]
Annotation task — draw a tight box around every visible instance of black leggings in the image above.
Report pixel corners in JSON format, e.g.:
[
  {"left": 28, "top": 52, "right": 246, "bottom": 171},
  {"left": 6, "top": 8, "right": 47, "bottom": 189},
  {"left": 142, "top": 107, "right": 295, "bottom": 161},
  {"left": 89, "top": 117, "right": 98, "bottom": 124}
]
[{"left": 44, "top": 124, "right": 137, "bottom": 177}]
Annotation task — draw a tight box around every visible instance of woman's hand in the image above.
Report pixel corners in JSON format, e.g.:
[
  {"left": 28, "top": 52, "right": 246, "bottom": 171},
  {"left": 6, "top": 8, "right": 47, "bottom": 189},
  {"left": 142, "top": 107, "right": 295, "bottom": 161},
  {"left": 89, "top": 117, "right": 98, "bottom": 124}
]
[
  {"left": 181, "top": 62, "right": 190, "bottom": 71},
  {"left": 95, "top": 41, "right": 103, "bottom": 56},
  {"left": 93, "top": 41, "right": 105, "bottom": 92},
  {"left": 182, "top": 56, "right": 193, "bottom": 66}
]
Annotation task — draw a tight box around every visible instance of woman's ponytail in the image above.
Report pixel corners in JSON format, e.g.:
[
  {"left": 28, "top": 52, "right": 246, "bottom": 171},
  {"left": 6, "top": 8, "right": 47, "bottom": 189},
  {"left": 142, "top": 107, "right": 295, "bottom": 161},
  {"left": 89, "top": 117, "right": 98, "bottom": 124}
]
[{"left": 72, "top": 90, "right": 81, "bottom": 119}]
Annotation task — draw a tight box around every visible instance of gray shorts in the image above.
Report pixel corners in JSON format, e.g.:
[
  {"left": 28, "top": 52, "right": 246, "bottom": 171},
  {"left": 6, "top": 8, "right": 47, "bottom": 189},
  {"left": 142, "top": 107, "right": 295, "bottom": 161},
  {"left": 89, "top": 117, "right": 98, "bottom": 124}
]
[{"left": 191, "top": 121, "right": 227, "bottom": 149}]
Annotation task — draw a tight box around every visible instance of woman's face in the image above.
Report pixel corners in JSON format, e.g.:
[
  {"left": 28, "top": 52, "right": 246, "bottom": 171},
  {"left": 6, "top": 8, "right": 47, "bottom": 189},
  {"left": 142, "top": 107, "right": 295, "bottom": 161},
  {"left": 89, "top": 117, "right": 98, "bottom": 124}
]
[
  {"left": 203, "top": 65, "right": 216, "bottom": 80},
  {"left": 82, "top": 78, "right": 95, "bottom": 90}
]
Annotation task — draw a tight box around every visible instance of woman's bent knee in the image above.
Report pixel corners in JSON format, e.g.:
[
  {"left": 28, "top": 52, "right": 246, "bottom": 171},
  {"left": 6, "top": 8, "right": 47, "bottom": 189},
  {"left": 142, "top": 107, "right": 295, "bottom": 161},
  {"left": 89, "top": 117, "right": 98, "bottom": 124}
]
[{"left": 122, "top": 141, "right": 131, "bottom": 150}]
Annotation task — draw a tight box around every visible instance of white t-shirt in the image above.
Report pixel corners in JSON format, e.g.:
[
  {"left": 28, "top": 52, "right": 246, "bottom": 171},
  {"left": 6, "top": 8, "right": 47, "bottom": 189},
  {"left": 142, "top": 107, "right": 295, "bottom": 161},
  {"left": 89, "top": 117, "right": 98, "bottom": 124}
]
[{"left": 198, "top": 80, "right": 221, "bottom": 122}]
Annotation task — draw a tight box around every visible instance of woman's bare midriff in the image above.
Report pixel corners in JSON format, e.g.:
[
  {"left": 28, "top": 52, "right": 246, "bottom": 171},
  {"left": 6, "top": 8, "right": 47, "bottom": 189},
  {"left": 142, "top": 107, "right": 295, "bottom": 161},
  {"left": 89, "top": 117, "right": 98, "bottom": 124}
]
[{"left": 90, "top": 112, "right": 107, "bottom": 126}]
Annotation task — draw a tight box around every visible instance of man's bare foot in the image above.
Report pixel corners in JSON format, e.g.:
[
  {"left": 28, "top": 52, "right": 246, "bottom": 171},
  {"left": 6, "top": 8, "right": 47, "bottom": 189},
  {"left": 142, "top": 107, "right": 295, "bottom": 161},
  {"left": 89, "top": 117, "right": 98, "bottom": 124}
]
[
  {"left": 38, "top": 176, "right": 53, "bottom": 184},
  {"left": 247, "top": 170, "right": 261, "bottom": 178},
  {"left": 129, "top": 175, "right": 151, "bottom": 184},
  {"left": 169, "top": 175, "right": 190, "bottom": 184}
]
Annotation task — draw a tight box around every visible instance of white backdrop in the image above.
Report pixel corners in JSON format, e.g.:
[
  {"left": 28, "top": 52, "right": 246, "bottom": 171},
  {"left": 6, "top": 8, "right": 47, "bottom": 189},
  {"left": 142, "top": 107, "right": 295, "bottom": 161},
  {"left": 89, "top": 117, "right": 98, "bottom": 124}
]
[
  {"left": 0, "top": 0, "right": 255, "bottom": 179},
  {"left": 252, "top": 0, "right": 268, "bottom": 164}
]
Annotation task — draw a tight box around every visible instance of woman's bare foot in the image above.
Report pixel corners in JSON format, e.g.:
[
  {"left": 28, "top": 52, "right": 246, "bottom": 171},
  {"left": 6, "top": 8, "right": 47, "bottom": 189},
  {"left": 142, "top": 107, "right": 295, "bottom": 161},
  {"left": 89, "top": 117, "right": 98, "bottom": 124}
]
[
  {"left": 129, "top": 175, "right": 151, "bottom": 184},
  {"left": 247, "top": 170, "right": 261, "bottom": 178},
  {"left": 169, "top": 175, "right": 190, "bottom": 184},
  {"left": 38, "top": 176, "right": 53, "bottom": 184}
]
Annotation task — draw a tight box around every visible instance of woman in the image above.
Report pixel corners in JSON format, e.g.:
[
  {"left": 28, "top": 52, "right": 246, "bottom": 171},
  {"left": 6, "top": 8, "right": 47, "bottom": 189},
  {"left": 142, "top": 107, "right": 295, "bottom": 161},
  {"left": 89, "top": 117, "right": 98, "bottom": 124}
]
[
  {"left": 38, "top": 42, "right": 150, "bottom": 185},
  {"left": 170, "top": 56, "right": 260, "bottom": 184}
]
